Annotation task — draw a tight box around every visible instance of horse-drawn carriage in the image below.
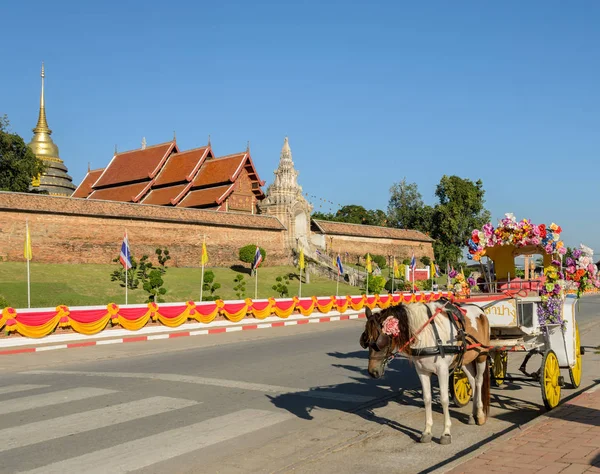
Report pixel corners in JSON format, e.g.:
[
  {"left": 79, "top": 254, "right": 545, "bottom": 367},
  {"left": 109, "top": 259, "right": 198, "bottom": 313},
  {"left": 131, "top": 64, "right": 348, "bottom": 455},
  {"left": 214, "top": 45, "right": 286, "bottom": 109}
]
[
  {"left": 359, "top": 215, "right": 588, "bottom": 444},
  {"left": 451, "top": 216, "right": 585, "bottom": 411}
]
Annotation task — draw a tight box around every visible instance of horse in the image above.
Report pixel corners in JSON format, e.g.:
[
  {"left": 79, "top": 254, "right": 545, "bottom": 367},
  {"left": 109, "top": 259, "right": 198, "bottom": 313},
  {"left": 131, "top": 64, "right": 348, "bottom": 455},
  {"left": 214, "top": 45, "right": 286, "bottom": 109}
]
[{"left": 359, "top": 300, "right": 491, "bottom": 445}]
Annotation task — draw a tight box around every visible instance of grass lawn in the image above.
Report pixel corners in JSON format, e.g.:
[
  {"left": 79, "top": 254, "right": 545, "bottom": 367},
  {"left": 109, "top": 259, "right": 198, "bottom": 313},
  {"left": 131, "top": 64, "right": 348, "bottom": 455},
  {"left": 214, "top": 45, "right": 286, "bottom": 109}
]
[{"left": 0, "top": 262, "right": 358, "bottom": 309}]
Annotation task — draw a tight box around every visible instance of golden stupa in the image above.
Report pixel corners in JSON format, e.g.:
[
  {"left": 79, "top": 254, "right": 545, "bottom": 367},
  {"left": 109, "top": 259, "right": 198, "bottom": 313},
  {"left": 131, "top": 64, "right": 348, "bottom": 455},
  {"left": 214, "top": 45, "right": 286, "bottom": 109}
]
[{"left": 28, "top": 63, "right": 76, "bottom": 196}]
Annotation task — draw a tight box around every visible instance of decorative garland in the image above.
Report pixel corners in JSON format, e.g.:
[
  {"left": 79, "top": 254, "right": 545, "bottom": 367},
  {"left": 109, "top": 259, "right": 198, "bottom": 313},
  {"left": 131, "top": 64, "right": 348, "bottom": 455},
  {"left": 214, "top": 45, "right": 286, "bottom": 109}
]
[{"left": 0, "top": 292, "right": 452, "bottom": 339}]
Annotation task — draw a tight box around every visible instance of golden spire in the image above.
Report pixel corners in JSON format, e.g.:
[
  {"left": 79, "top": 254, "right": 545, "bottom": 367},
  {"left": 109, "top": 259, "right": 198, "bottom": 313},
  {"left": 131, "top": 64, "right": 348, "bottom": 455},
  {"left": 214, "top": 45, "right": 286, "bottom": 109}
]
[
  {"left": 28, "top": 62, "right": 60, "bottom": 161},
  {"left": 34, "top": 62, "right": 50, "bottom": 134},
  {"left": 207, "top": 134, "right": 211, "bottom": 146}
]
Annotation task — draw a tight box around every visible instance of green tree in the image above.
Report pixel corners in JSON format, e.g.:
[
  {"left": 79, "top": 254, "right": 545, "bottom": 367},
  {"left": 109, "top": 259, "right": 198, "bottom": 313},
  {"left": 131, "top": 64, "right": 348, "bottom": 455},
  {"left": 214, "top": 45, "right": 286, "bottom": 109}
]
[
  {"left": 313, "top": 205, "right": 387, "bottom": 226},
  {"left": 431, "top": 175, "right": 490, "bottom": 268},
  {"left": 233, "top": 274, "right": 246, "bottom": 299},
  {"left": 239, "top": 244, "right": 266, "bottom": 272},
  {"left": 0, "top": 115, "right": 46, "bottom": 192},
  {"left": 202, "top": 270, "right": 221, "bottom": 301},
  {"left": 111, "top": 256, "right": 140, "bottom": 290},
  {"left": 387, "top": 178, "right": 433, "bottom": 232},
  {"left": 272, "top": 274, "right": 290, "bottom": 297},
  {"left": 365, "top": 275, "right": 386, "bottom": 294},
  {"left": 420, "top": 256, "right": 431, "bottom": 267},
  {"left": 143, "top": 269, "right": 167, "bottom": 303}
]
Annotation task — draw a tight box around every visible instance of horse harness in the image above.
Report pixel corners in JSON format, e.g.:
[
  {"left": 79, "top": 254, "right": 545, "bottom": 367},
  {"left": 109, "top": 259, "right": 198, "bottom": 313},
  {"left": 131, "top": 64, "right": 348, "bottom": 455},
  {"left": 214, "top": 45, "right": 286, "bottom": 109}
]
[{"left": 372, "top": 299, "right": 489, "bottom": 373}]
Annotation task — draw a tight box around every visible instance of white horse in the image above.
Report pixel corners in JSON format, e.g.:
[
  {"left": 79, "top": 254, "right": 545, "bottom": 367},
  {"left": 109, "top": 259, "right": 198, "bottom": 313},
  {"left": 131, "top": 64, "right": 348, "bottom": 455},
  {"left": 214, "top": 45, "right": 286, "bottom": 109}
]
[{"left": 359, "top": 301, "right": 491, "bottom": 445}]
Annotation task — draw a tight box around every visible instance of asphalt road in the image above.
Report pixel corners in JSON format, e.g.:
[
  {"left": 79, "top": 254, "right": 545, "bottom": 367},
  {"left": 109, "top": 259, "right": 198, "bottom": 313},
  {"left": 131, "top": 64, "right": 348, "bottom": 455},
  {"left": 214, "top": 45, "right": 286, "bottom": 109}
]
[{"left": 0, "top": 296, "right": 599, "bottom": 473}]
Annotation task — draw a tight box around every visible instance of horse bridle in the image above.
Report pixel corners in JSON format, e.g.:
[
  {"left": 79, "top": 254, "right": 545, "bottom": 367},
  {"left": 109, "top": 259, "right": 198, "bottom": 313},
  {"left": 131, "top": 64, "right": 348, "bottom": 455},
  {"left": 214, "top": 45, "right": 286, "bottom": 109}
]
[{"left": 361, "top": 325, "right": 397, "bottom": 366}]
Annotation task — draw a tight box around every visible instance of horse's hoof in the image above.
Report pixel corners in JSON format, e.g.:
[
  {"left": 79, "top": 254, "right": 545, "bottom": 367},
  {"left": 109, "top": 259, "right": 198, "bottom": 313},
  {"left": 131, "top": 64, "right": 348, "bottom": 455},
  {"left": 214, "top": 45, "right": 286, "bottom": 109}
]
[
  {"left": 420, "top": 433, "right": 432, "bottom": 444},
  {"left": 476, "top": 416, "right": 487, "bottom": 426},
  {"left": 468, "top": 415, "right": 476, "bottom": 425},
  {"left": 440, "top": 434, "right": 452, "bottom": 445}
]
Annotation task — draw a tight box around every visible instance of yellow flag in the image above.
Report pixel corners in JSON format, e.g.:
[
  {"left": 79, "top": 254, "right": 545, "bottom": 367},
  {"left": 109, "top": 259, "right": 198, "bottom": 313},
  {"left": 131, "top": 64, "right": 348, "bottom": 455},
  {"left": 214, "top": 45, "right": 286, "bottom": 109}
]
[
  {"left": 201, "top": 241, "right": 209, "bottom": 266},
  {"left": 24, "top": 223, "right": 32, "bottom": 261},
  {"left": 430, "top": 262, "right": 436, "bottom": 278},
  {"left": 366, "top": 253, "right": 372, "bottom": 273},
  {"left": 393, "top": 257, "right": 400, "bottom": 279},
  {"left": 299, "top": 248, "right": 305, "bottom": 270}
]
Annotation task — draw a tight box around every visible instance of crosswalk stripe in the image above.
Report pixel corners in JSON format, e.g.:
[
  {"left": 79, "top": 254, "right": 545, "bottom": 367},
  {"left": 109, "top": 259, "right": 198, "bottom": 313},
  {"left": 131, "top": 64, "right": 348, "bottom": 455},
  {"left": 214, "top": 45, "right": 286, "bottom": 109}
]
[
  {"left": 0, "top": 385, "right": 49, "bottom": 395},
  {"left": 0, "top": 387, "right": 115, "bottom": 415},
  {"left": 20, "top": 409, "right": 292, "bottom": 474},
  {"left": 1, "top": 396, "right": 199, "bottom": 453},
  {"left": 23, "top": 370, "right": 374, "bottom": 403}
]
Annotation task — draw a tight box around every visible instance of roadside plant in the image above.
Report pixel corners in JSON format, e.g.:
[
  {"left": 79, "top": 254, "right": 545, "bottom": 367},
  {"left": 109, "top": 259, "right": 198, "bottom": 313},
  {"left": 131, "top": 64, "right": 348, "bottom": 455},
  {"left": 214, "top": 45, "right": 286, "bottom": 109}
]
[
  {"left": 233, "top": 274, "right": 246, "bottom": 299},
  {"left": 110, "top": 255, "right": 139, "bottom": 290},
  {"left": 272, "top": 274, "right": 290, "bottom": 297},
  {"left": 202, "top": 270, "right": 221, "bottom": 301}
]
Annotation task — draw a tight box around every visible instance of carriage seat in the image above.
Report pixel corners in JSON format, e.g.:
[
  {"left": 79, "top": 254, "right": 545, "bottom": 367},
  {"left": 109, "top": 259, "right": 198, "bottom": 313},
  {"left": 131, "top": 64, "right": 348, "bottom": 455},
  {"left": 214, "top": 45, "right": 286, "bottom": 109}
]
[{"left": 498, "top": 277, "right": 544, "bottom": 292}]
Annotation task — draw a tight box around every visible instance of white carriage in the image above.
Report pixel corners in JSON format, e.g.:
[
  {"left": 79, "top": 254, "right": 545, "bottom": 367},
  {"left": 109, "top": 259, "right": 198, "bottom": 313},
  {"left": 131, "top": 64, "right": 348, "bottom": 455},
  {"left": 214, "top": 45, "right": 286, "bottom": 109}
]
[{"left": 449, "top": 218, "right": 585, "bottom": 410}]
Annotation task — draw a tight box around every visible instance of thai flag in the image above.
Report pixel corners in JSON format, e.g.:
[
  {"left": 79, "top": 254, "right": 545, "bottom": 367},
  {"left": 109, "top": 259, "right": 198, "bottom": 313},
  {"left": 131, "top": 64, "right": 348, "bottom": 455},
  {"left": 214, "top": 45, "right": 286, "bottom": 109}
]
[
  {"left": 435, "top": 264, "right": 441, "bottom": 277},
  {"left": 336, "top": 255, "right": 344, "bottom": 275},
  {"left": 252, "top": 246, "right": 263, "bottom": 270},
  {"left": 119, "top": 233, "right": 132, "bottom": 269},
  {"left": 410, "top": 253, "right": 416, "bottom": 270}
]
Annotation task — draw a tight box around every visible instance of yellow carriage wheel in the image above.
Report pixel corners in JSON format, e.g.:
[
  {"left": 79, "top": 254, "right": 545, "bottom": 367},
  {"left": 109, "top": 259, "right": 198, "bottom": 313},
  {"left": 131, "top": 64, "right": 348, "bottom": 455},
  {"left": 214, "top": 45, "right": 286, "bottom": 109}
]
[
  {"left": 450, "top": 369, "right": 472, "bottom": 408},
  {"left": 569, "top": 323, "right": 582, "bottom": 389},
  {"left": 492, "top": 351, "right": 508, "bottom": 387},
  {"left": 540, "top": 349, "right": 561, "bottom": 410}
]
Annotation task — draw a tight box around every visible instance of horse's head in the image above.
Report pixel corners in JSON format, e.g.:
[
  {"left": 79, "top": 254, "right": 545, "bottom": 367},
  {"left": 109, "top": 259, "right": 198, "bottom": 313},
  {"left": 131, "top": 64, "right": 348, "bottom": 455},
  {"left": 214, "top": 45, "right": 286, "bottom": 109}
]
[{"left": 359, "top": 306, "right": 404, "bottom": 379}]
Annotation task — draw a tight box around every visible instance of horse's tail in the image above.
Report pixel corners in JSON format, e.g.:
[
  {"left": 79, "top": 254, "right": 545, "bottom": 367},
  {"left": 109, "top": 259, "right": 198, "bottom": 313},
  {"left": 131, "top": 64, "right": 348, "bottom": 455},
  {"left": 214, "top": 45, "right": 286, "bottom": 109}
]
[{"left": 482, "top": 357, "right": 491, "bottom": 416}]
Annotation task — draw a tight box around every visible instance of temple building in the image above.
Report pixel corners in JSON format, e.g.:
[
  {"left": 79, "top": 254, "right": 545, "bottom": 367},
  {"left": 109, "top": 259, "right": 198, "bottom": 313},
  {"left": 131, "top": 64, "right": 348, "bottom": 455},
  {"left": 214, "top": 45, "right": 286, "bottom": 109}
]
[
  {"left": 73, "top": 138, "right": 265, "bottom": 212},
  {"left": 28, "top": 63, "right": 76, "bottom": 196},
  {"left": 259, "top": 137, "right": 313, "bottom": 249}
]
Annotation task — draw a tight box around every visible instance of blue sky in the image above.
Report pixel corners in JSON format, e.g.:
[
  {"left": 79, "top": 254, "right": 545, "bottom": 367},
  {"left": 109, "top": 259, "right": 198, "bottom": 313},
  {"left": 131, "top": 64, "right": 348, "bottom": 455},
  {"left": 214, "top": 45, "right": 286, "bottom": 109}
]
[{"left": 3, "top": 1, "right": 599, "bottom": 255}]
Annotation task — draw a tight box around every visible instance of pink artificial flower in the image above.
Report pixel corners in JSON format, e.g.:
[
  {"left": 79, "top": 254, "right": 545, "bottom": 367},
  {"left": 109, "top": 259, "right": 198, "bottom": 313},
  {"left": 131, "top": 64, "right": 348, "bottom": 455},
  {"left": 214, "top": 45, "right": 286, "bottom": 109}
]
[
  {"left": 588, "top": 264, "right": 596, "bottom": 273},
  {"left": 531, "top": 237, "right": 540, "bottom": 246},
  {"left": 382, "top": 316, "right": 400, "bottom": 337},
  {"left": 567, "top": 265, "right": 576, "bottom": 274},
  {"left": 483, "top": 223, "right": 493, "bottom": 238},
  {"left": 558, "top": 246, "right": 567, "bottom": 255},
  {"left": 545, "top": 244, "right": 554, "bottom": 254}
]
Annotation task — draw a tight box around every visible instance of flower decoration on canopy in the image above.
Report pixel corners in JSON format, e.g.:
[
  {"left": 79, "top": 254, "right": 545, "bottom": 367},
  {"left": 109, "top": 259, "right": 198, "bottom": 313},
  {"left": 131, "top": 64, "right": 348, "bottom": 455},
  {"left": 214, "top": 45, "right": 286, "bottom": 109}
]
[
  {"left": 537, "top": 259, "right": 566, "bottom": 326},
  {"left": 468, "top": 213, "right": 566, "bottom": 261},
  {"left": 564, "top": 244, "right": 600, "bottom": 297}
]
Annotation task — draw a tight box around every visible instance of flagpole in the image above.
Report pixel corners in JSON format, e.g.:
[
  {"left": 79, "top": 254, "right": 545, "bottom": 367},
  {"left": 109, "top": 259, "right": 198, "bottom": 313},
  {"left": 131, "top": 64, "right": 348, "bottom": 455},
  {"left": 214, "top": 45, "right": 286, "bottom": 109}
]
[
  {"left": 26, "top": 220, "right": 31, "bottom": 309},
  {"left": 125, "top": 229, "right": 128, "bottom": 306},
  {"left": 336, "top": 270, "right": 340, "bottom": 298},
  {"left": 299, "top": 266, "right": 302, "bottom": 298},
  {"left": 255, "top": 266, "right": 258, "bottom": 299},
  {"left": 200, "top": 235, "right": 205, "bottom": 302}
]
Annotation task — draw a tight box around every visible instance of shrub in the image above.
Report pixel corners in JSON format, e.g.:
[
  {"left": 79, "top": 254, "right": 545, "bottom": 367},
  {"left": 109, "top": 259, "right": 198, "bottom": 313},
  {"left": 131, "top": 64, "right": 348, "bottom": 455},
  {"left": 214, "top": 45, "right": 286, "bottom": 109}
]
[
  {"left": 143, "top": 269, "right": 167, "bottom": 303},
  {"left": 202, "top": 270, "right": 221, "bottom": 301},
  {"left": 272, "top": 274, "right": 290, "bottom": 297},
  {"left": 233, "top": 274, "right": 246, "bottom": 299},
  {"left": 402, "top": 258, "right": 411, "bottom": 265},
  {"left": 239, "top": 245, "right": 266, "bottom": 269},
  {"left": 110, "top": 256, "right": 139, "bottom": 290},
  {"left": 0, "top": 295, "right": 9, "bottom": 309},
  {"left": 365, "top": 275, "right": 386, "bottom": 294},
  {"left": 420, "top": 256, "right": 431, "bottom": 267}
]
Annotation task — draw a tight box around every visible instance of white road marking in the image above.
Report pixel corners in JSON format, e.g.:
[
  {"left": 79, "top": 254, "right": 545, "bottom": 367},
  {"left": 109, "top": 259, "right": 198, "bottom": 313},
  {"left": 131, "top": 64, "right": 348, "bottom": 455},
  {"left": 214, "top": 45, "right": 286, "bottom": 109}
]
[
  {"left": 1, "top": 396, "right": 199, "bottom": 452},
  {"left": 0, "top": 384, "right": 49, "bottom": 395},
  {"left": 23, "top": 370, "right": 374, "bottom": 403},
  {"left": 20, "top": 409, "right": 292, "bottom": 474},
  {"left": 0, "top": 387, "right": 115, "bottom": 415}
]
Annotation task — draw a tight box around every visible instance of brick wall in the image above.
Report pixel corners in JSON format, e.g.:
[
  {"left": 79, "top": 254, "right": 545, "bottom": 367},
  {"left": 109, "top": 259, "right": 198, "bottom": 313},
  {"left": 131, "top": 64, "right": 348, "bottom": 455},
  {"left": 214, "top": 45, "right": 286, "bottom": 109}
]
[{"left": 0, "top": 192, "right": 289, "bottom": 267}]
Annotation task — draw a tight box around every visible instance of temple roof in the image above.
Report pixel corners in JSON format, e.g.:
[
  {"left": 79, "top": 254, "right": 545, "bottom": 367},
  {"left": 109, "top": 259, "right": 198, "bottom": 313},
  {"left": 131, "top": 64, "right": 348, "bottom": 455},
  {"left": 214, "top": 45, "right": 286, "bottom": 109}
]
[
  {"left": 311, "top": 220, "right": 434, "bottom": 242},
  {"left": 153, "top": 146, "right": 211, "bottom": 187},
  {"left": 191, "top": 153, "right": 247, "bottom": 187},
  {"left": 87, "top": 182, "right": 149, "bottom": 202},
  {"left": 93, "top": 141, "right": 177, "bottom": 189},
  {"left": 72, "top": 168, "right": 104, "bottom": 198},
  {"left": 141, "top": 184, "right": 188, "bottom": 206},
  {"left": 177, "top": 184, "right": 234, "bottom": 208}
]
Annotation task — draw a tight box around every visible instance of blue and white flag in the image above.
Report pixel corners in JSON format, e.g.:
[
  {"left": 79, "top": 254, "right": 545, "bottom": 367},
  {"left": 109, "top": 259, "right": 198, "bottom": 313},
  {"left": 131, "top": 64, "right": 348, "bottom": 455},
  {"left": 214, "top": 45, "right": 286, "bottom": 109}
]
[
  {"left": 252, "top": 246, "right": 263, "bottom": 270},
  {"left": 119, "top": 233, "right": 132, "bottom": 269},
  {"left": 336, "top": 255, "right": 344, "bottom": 275},
  {"left": 410, "top": 252, "right": 416, "bottom": 270}
]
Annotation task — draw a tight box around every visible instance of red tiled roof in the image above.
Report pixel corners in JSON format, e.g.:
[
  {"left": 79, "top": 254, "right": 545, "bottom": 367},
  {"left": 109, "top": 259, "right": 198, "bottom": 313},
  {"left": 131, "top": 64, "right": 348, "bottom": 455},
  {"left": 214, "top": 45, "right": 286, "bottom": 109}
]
[
  {"left": 72, "top": 169, "right": 104, "bottom": 198},
  {"left": 93, "top": 141, "right": 176, "bottom": 188},
  {"left": 177, "top": 184, "right": 234, "bottom": 208},
  {"left": 87, "top": 182, "right": 150, "bottom": 202},
  {"left": 153, "top": 146, "right": 210, "bottom": 186},
  {"left": 311, "top": 219, "right": 434, "bottom": 242},
  {"left": 141, "top": 184, "right": 188, "bottom": 206},
  {"left": 191, "top": 153, "right": 246, "bottom": 187}
]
